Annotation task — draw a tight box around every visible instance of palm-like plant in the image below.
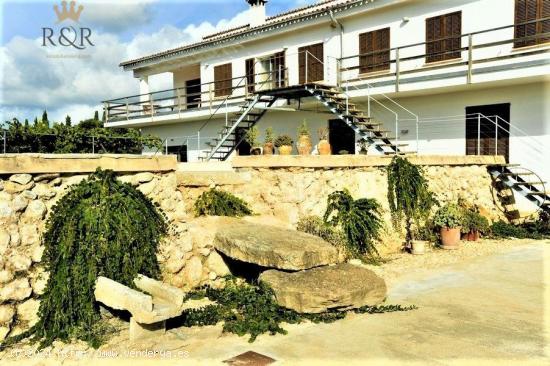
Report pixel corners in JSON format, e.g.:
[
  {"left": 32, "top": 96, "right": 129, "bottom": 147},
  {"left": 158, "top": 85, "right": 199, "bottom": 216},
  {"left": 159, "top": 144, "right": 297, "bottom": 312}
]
[{"left": 323, "top": 189, "right": 383, "bottom": 259}]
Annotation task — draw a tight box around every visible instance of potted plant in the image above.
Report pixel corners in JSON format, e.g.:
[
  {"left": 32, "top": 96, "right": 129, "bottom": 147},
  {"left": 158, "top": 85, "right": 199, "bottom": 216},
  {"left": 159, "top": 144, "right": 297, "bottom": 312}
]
[
  {"left": 296, "top": 119, "right": 312, "bottom": 155},
  {"left": 263, "top": 127, "right": 275, "bottom": 155},
  {"left": 433, "top": 203, "right": 463, "bottom": 249},
  {"left": 317, "top": 127, "right": 331, "bottom": 155},
  {"left": 274, "top": 134, "right": 293, "bottom": 155},
  {"left": 358, "top": 139, "right": 371, "bottom": 155},
  {"left": 387, "top": 156, "right": 437, "bottom": 255},
  {"left": 245, "top": 126, "right": 261, "bottom": 155},
  {"left": 461, "top": 209, "right": 489, "bottom": 241}
]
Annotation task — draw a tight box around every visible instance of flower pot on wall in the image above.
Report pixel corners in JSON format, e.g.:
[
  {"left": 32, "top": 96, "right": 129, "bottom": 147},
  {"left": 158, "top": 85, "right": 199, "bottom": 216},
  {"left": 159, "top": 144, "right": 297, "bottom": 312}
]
[
  {"left": 297, "top": 135, "right": 312, "bottom": 155},
  {"left": 464, "top": 230, "right": 480, "bottom": 241},
  {"left": 250, "top": 147, "right": 262, "bottom": 155},
  {"left": 318, "top": 139, "right": 331, "bottom": 155},
  {"left": 411, "top": 240, "right": 427, "bottom": 255},
  {"left": 440, "top": 227, "right": 461, "bottom": 249},
  {"left": 278, "top": 145, "right": 293, "bottom": 155},
  {"left": 263, "top": 142, "right": 274, "bottom": 155}
]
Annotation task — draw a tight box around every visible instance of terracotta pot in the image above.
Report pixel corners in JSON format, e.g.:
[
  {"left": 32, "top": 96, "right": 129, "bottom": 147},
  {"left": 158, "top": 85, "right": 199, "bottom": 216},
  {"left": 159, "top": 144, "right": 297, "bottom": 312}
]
[
  {"left": 250, "top": 147, "right": 262, "bottom": 155},
  {"left": 465, "top": 230, "right": 480, "bottom": 241},
  {"left": 411, "top": 240, "right": 427, "bottom": 255},
  {"left": 297, "top": 135, "right": 312, "bottom": 155},
  {"left": 440, "top": 227, "right": 461, "bottom": 249},
  {"left": 263, "top": 142, "right": 274, "bottom": 155},
  {"left": 278, "top": 145, "right": 293, "bottom": 155},
  {"left": 318, "top": 139, "right": 331, "bottom": 155}
]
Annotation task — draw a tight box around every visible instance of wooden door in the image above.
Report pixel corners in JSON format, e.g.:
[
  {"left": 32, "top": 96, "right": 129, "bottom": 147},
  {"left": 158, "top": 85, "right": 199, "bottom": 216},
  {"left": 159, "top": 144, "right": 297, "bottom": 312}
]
[
  {"left": 299, "top": 43, "right": 324, "bottom": 84},
  {"left": 185, "top": 78, "right": 201, "bottom": 109}
]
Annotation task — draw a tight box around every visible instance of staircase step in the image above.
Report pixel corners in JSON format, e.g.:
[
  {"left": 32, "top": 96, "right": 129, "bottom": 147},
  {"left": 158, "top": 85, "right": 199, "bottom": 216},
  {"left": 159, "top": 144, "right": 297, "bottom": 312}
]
[
  {"left": 526, "top": 191, "right": 550, "bottom": 196},
  {"left": 512, "top": 181, "right": 546, "bottom": 186},
  {"left": 377, "top": 143, "right": 409, "bottom": 147},
  {"left": 383, "top": 151, "right": 416, "bottom": 155},
  {"left": 499, "top": 172, "right": 536, "bottom": 177}
]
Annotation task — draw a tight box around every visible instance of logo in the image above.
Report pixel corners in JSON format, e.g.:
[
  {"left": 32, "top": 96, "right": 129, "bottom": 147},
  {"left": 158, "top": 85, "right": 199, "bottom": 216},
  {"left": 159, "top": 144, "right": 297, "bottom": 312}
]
[
  {"left": 54, "top": 0, "right": 84, "bottom": 23},
  {"left": 42, "top": 1, "right": 94, "bottom": 51}
]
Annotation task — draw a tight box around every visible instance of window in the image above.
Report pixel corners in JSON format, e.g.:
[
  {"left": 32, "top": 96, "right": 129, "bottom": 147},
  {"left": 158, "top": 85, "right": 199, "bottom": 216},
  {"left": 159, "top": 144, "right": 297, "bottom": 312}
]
[
  {"left": 514, "top": 0, "right": 550, "bottom": 48},
  {"left": 426, "top": 11, "right": 462, "bottom": 63},
  {"left": 298, "top": 43, "right": 324, "bottom": 83},
  {"left": 270, "top": 51, "right": 286, "bottom": 87},
  {"left": 359, "top": 27, "right": 390, "bottom": 73},
  {"left": 245, "top": 58, "right": 255, "bottom": 94},
  {"left": 214, "top": 63, "right": 232, "bottom": 97}
]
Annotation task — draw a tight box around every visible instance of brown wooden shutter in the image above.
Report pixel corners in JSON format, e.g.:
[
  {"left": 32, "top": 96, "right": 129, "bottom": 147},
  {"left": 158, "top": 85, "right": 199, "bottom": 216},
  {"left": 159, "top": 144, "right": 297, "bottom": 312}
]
[
  {"left": 426, "top": 12, "right": 461, "bottom": 63},
  {"left": 359, "top": 28, "right": 390, "bottom": 73},
  {"left": 538, "top": 0, "right": 550, "bottom": 43},
  {"left": 298, "top": 43, "right": 323, "bottom": 83},
  {"left": 245, "top": 58, "right": 255, "bottom": 94},
  {"left": 214, "top": 63, "right": 232, "bottom": 97},
  {"left": 515, "top": 0, "right": 540, "bottom": 47}
]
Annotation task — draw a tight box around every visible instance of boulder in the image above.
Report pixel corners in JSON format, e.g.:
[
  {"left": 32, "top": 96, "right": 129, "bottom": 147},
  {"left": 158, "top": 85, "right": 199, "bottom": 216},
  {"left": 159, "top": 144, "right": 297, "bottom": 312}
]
[
  {"left": 0, "top": 270, "right": 14, "bottom": 285},
  {"left": 0, "top": 201, "right": 13, "bottom": 218},
  {"left": 134, "top": 172, "right": 155, "bottom": 184},
  {"left": 206, "top": 251, "right": 231, "bottom": 277},
  {"left": 0, "top": 326, "right": 9, "bottom": 342},
  {"left": 9, "top": 174, "right": 33, "bottom": 185},
  {"left": 12, "top": 194, "right": 28, "bottom": 212},
  {"left": 24, "top": 200, "right": 47, "bottom": 220},
  {"left": 8, "top": 253, "right": 32, "bottom": 272},
  {"left": 32, "top": 183, "right": 56, "bottom": 199},
  {"left": 214, "top": 218, "right": 338, "bottom": 270},
  {"left": 259, "top": 263, "right": 387, "bottom": 313},
  {"left": 0, "top": 304, "right": 15, "bottom": 325},
  {"left": 16, "top": 299, "right": 40, "bottom": 327},
  {"left": 34, "top": 173, "right": 60, "bottom": 183},
  {"left": 4, "top": 181, "right": 34, "bottom": 194},
  {"left": 182, "top": 256, "right": 203, "bottom": 288}
]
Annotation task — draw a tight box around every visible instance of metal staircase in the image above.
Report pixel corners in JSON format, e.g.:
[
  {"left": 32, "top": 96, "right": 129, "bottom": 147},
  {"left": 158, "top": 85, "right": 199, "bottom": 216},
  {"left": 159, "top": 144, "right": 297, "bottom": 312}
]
[
  {"left": 304, "top": 84, "right": 411, "bottom": 155},
  {"left": 488, "top": 164, "right": 550, "bottom": 219},
  {"left": 199, "top": 94, "right": 277, "bottom": 161}
]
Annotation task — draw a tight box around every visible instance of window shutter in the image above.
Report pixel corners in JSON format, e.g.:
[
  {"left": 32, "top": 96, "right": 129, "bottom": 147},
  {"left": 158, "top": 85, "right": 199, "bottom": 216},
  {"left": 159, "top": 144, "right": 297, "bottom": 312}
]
[
  {"left": 298, "top": 43, "right": 323, "bottom": 83},
  {"left": 539, "top": 0, "right": 550, "bottom": 43},
  {"left": 426, "top": 12, "right": 461, "bottom": 62},
  {"left": 214, "top": 63, "right": 232, "bottom": 97},
  {"left": 245, "top": 58, "right": 255, "bottom": 93},
  {"left": 359, "top": 28, "right": 390, "bottom": 73}
]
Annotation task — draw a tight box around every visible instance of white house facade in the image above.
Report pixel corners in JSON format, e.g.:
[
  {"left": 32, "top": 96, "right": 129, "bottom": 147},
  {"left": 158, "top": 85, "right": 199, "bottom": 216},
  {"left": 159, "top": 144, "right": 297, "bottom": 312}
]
[{"left": 103, "top": 0, "right": 550, "bottom": 186}]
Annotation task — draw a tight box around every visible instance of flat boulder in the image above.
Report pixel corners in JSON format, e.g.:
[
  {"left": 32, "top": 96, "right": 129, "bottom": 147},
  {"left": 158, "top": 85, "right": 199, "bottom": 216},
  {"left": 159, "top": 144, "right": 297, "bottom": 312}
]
[
  {"left": 259, "top": 263, "right": 387, "bottom": 313},
  {"left": 214, "top": 218, "right": 338, "bottom": 270}
]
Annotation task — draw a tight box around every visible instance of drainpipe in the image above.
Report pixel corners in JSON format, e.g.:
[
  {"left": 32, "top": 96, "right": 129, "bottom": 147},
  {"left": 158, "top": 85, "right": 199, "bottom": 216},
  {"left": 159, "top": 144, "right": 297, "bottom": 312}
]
[{"left": 329, "top": 10, "right": 344, "bottom": 60}]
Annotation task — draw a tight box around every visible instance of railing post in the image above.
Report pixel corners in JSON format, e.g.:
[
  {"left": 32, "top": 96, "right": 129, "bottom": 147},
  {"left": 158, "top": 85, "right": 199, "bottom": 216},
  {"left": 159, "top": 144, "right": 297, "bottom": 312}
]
[
  {"left": 305, "top": 51, "right": 308, "bottom": 84},
  {"left": 278, "top": 64, "right": 282, "bottom": 88},
  {"left": 176, "top": 88, "right": 182, "bottom": 113},
  {"left": 495, "top": 116, "right": 498, "bottom": 156},
  {"left": 149, "top": 93, "right": 154, "bottom": 117},
  {"left": 477, "top": 114, "right": 481, "bottom": 155},
  {"left": 367, "top": 85, "right": 371, "bottom": 118},
  {"left": 209, "top": 84, "right": 213, "bottom": 114},
  {"left": 467, "top": 34, "right": 473, "bottom": 84},
  {"left": 125, "top": 98, "right": 129, "bottom": 120},
  {"left": 395, "top": 48, "right": 400, "bottom": 93},
  {"left": 345, "top": 82, "right": 349, "bottom": 117},
  {"left": 415, "top": 116, "right": 419, "bottom": 154},
  {"left": 165, "top": 139, "right": 168, "bottom": 155},
  {"left": 225, "top": 99, "right": 228, "bottom": 127},
  {"left": 92, "top": 136, "right": 95, "bottom": 154},
  {"left": 336, "top": 58, "right": 342, "bottom": 87},
  {"left": 3, "top": 130, "right": 6, "bottom": 154},
  {"left": 197, "top": 131, "right": 200, "bottom": 152},
  {"left": 395, "top": 115, "right": 399, "bottom": 155},
  {"left": 104, "top": 102, "right": 109, "bottom": 123}
]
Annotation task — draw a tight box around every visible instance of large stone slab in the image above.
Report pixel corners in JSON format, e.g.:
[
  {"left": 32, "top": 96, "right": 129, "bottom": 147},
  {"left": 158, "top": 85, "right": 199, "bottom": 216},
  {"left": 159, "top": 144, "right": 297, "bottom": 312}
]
[
  {"left": 259, "top": 263, "right": 387, "bottom": 313},
  {"left": 214, "top": 218, "right": 338, "bottom": 270}
]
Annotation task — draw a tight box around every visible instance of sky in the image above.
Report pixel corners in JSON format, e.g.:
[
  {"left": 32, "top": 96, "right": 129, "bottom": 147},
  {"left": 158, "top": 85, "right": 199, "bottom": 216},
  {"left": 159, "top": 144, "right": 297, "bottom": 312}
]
[{"left": 0, "top": 0, "right": 317, "bottom": 124}]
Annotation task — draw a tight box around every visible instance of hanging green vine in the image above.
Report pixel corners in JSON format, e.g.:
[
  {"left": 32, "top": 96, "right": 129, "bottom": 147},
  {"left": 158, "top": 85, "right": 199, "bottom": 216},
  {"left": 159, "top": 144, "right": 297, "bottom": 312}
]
[
  {"left": 194, "top": 188, "right": 253, "bottom": 217},
  {"left": 0, "top": 169, "right": 167, "bottom": 350},
  {"left": 386, "top": 156, "right": 437, "bottom": 246},
  {"left": 323, "top": 189, "right": 383, "bottom": 259}
]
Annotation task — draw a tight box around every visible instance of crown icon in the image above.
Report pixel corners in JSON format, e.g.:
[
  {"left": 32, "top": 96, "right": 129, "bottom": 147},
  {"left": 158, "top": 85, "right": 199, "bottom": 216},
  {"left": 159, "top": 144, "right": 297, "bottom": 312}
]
[{"left": 54, "top": 1, "right": 84, "bottom": 23}]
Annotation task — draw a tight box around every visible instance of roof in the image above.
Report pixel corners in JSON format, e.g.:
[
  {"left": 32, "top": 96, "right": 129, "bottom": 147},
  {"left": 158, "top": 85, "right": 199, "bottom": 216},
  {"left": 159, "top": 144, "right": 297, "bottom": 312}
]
[{"left": 120, "top": 0, "right": 373, "bottom": 70}]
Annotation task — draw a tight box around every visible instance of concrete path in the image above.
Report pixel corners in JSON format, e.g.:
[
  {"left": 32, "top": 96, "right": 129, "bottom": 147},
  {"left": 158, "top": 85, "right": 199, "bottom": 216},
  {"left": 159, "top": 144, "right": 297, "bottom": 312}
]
[{"left": 177, "top": 242, "right": 549, "bottom": 365}]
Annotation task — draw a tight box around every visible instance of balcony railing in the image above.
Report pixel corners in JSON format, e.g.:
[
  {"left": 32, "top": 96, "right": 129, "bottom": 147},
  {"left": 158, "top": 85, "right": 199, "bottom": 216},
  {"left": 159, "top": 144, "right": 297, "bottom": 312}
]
[{"left": 339, "top": 17, "right": 550, "bottom": 92}]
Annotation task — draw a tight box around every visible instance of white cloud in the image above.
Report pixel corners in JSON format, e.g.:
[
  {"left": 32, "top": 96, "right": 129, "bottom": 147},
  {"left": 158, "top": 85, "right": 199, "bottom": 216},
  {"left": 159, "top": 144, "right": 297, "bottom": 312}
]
[{"left": 1, "top": 5, "right": 253, "bottom": 124}]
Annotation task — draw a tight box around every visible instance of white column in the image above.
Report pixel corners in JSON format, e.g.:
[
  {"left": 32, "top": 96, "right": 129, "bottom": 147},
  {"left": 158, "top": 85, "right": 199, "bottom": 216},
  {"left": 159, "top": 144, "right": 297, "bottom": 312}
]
[{"left": 139, "top": 76, "right": 150, "bottom": 102}]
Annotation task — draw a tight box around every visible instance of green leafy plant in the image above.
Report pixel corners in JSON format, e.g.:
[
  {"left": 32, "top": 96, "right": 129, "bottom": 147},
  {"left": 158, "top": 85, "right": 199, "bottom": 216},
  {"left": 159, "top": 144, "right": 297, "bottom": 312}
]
[
  {"left": 264, "top": 127, "right": 275, "bottom": 144},
  {"left": 0, "top": 169, "right": 167, "bottom": 350},
  {"left": 274, "top": 134, "right": 293, "bottom": 148},
  {"left": 323, "top": 190, "right": 383, "bottom": 259},
  {"left": 194, "top": 188, "right": 253, "bottom": 217},
  {"left": 297, "top": 215, "right": 347, "bottom": 249},
  {"left": 387, "top": 156, "right": 437, "bottom": 246},
  {"left": 298, "top": 119, "right": 310, "bottom": 137},
  {"left": 433, "top": 204, "right": 463, "bottom": 229},
  {"left": 245, "top": 126, "right": 259, "bottom": 147},
  {"left": 318, "top": 127, "right": 329, "bottom": 140},
  {"left": 179, "top": 278, "right": 416, "bottom": 343},
  {"left": 461, "top": 209, "right": 490, "bottom": 234}
]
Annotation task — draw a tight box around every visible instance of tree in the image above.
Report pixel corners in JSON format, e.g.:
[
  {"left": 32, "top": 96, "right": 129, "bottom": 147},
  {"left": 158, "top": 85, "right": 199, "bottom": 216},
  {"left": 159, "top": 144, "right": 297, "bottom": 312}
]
[
  {"left": 42, "top": 110, "right": 49, "bottom": 124},
  {"left": 65, "top": 115, "right": 72, "bottom": 126},
  {"left": 93, "top": 110, "right": 99, "bottom": 121}
]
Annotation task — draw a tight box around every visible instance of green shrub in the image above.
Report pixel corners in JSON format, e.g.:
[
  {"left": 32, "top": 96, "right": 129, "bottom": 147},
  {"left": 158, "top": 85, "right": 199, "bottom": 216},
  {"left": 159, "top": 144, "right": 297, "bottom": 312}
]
[
  {"left": 323, "top": 189, "right": 383, "bottom": 259},
  {"left": 180, "top": 278, "right": 416, "bottom": 343},
  {"left": 264, "top": 127, "right": 275, "bottom": 144},
  {"left": 433, "top": 204, "right": 463, "bottom": 229},
  {"left": 298, "top": 119, "right": 310, "bottom": 137},
  {"left": 194, "top": 188, "right": 252, "bottom": 217},
  {"left": 0, "top": 169, "right": 167, "bottom": 350},
  {"left": 386, "top": 156, "right": 437, "bottom": 245},
  {"left": 491, "top": 220, "right": 531, "bottom": 238},
  {"left": 297, "top": 215, "right": 347, "bottom": 249},
  {"left": 461, "top": 209, "right": 490, "bottom": 234},
  {"left": 245, "top": 126, "right": 259, "bottom": 147},
  {"left": 274, "top": 134, "right": 293, "bottom": 147}
]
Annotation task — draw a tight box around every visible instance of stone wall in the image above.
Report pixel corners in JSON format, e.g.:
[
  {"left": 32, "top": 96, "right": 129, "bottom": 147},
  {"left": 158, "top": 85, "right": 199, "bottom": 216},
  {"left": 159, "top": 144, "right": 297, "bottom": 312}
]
[{"left": 0, "top": 154, "right": 506, "bottom": 341}]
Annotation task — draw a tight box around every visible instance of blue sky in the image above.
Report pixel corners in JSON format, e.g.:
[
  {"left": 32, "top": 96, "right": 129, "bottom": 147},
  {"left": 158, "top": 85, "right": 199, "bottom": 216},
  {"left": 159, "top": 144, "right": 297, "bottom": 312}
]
[{"left": 0, "top": 0, "right": 316, "bottom": 123}]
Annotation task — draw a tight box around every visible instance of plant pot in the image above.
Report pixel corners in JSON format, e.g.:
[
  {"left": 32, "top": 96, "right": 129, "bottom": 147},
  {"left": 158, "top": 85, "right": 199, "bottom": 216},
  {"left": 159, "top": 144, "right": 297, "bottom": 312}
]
[
  {"left": 411, "top": 240, "right": 427, "bottom": 255},
  {"left": 464, "top": 230, "right": 480, "bottom": 241},
  {"left": 297, "top": 135, "right": 312, "bottom": 155},
  {"left": 440, "top": 227, "right": 461, "bottom": 249},
  {"left": 263, "top": 142, "right": 274, "bottom": 155},
  {"left": 318, "top": 139, "right": 331, "bottom": 155},
  {"left": 250, "top": 147, "right": 262, "bottom": 155},
  {"left": 278, "top": 145, "right": 292, "bottom": 155}
]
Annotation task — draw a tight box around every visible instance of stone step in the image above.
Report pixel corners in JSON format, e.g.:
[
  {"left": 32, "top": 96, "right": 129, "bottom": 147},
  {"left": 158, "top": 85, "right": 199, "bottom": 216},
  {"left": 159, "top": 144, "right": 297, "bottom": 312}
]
[
  {"left": 259, "top": 263, "right": 387, "bottom": 313},
  {"left": 214, "top": 218, "right": 339, "bottom": 270}
]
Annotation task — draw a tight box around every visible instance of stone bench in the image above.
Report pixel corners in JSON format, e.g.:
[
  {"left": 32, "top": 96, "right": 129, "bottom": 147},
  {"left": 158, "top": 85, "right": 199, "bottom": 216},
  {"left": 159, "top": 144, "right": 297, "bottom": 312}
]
[{"left": 94, "top": 274, "right": 212, "bottom": 340}]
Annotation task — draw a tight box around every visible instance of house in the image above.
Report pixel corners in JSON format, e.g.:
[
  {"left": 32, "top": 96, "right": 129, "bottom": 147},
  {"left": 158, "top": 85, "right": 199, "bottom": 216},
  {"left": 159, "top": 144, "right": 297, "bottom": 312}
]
[{"left": 103, "top": 0, "right": 549, "bottom": 182}]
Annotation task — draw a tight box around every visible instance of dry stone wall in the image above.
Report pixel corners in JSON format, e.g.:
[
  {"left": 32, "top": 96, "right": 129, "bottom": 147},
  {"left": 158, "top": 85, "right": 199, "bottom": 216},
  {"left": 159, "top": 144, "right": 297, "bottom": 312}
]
[{"left": 0, "top": 159, "right": 503, "bottom": 341}]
